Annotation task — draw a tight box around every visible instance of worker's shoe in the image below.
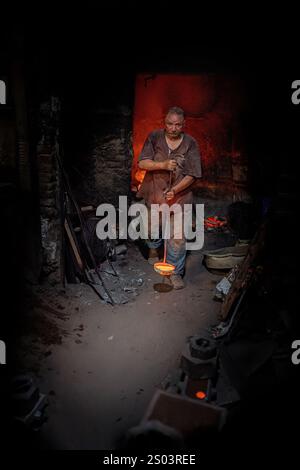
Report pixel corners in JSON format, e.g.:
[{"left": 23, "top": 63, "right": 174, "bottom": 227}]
[
  {"left": 170, "top": 274, "right": 185, "bottom": 290},
  {"left": 148, "top": 248, "right": 159, "bottom": 265}
]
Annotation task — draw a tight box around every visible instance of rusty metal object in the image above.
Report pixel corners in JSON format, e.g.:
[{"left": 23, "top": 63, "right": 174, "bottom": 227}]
[
  {"left": 181, "top": 343, "right": 217, "bottom": 379},
  {"left": 219, "top": 220, "right": 267, "bottom": 320},
  {"left": 189, "top": 336, "right": 217, "bottom": 360},
  {"left": 142, "top": 389, "right": 227, "bottom": 436}
]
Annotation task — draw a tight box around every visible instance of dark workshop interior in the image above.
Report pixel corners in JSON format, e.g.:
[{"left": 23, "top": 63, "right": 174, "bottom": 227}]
[{"left": 0, "top": 6, "right": 300, "bottom": 458}]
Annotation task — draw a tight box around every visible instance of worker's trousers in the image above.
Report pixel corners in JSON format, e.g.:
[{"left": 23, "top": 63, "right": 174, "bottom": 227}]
[{"left": 145, "top": 207, "right": 187, "bottom": 276}]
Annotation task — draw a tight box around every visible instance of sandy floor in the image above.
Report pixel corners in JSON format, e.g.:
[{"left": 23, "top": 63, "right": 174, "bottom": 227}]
[{"left": 15, "top": 202, "right": 235, "bottom": 449}]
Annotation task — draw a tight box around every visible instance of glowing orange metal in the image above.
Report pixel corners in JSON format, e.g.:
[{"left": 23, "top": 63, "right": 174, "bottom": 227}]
[
  {"left": 153, "top": 226, "right": 175, "bottom": 276},
  {"left": 195, "top": 391, "right": 206, "bottom": 400},
  {"left": 135, "top": 169, "right": 146, "bottom": 183},
  {"left": 154, "top": 262, "right": 175, "bottom": 276}
]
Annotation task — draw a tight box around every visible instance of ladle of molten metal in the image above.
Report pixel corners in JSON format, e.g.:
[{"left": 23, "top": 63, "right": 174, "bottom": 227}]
[
  {"left": 153, "top": 253, "right": 175, "bottom": 276},
  {"left": 153, "top": 170, "right": 176, "bottom": 277}
]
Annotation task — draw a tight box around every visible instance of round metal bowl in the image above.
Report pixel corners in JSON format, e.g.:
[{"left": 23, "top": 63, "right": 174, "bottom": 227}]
[{"left": 153, "top": 262, "right": 175, "bottom": 276}]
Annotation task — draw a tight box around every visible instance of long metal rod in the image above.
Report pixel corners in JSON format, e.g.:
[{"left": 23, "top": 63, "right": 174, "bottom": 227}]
[
  {"left": 55, "top": 144, "right": 114, "bottom": 305},
  {"left": 163, "top": 170, "right": 172, "bottom": 264}
]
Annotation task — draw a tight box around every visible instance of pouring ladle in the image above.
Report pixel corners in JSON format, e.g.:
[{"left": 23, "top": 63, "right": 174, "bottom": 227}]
[{"left": 153, "top": 170, "right": 176, "bottom": 279}]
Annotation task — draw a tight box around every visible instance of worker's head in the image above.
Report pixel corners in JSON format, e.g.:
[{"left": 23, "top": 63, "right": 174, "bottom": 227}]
[{"left": 164, "top": 106, "right": 185, "bottom": 138}]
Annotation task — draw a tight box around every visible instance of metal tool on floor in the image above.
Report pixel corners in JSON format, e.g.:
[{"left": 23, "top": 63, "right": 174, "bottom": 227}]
[{"left": 55, "top": 144, "right": 115, "bottom": 305}]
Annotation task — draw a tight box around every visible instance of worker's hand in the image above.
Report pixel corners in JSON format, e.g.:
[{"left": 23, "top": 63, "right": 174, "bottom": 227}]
[
  {"left": 163, "top": 159, "right": 177, "bottom": 171},
  {"left": 165, "top": 189, "right": 176, "bottom": 201}
]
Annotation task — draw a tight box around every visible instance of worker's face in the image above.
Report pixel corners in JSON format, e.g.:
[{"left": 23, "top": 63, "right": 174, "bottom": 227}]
[{"left": 164, "top": 113, "right": 185, "bottom": 138}]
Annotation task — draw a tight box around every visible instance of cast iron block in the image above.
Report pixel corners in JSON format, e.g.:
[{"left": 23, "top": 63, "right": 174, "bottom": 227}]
[
  {"left": 189, "top": 335, "right": 217, "bottom": 360},
  {"left": 181, "top": 343, "right": 217, "bottom": 379},
  {"left": 161, "top": 368, "right": 188, "bottom": 395}
]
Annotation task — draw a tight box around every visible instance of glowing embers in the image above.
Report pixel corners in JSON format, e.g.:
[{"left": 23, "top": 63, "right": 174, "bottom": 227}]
[
  {"left": 195, "top": 390, "right": 206, "bottom": 400},
  {"left": 204, "top": 215, "right": 227, "bottom": 231},
  {"left": 133, "top": 169, "right": 146, "bottom": 191}
]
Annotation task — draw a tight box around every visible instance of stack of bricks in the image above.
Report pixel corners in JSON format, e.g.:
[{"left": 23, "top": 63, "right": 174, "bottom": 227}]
[{"left": 37, "top": 144, "right": 62, "bottom": 283}]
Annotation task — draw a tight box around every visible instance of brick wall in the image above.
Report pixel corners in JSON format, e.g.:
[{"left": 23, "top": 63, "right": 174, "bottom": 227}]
[
  {"left": 38, "top": 146, "right": 62, "bottom": 282},
  {"left": 68, "top": 107, "right": 133, "bottom": 208}
]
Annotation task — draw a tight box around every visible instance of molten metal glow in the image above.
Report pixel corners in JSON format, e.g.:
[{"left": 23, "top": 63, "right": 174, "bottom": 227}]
[
  {"left": 154, "top": 262, "right": 175, "bottom": 276},
  {"left": 133, "top": 169, "right": 146, "bottom": 191},
  {"left": 195, "top": 391, "right": 206, "bottom": 400},
  {"left": 135, "top": 169, "right": 146, "bottom": 184},
  {"left": 131, "top": 73, "right": 245, "bottom": 193}
]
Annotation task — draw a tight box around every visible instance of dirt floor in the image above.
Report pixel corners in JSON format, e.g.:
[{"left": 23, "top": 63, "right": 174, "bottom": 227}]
[{"left": 13, "top": 201, "right": 236, "bottom": 450}]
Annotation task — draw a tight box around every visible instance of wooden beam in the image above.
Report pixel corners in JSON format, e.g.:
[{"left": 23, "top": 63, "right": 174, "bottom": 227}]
[{"left": 64, "top": 218, "right": 84, "bottom": 271}]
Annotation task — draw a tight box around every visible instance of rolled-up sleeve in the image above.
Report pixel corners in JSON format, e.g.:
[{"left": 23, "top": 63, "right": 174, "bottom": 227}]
[{"left": 183, "top": 139, "right": 202, "bottom": 178}]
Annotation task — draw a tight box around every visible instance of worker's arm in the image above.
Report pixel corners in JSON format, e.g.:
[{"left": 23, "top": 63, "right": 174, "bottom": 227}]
[
  {"left": 138, "top": 159, "right": 177, "bottom": 172},
  {"left": 165, "top": 175, "right": 195, "bottom": 201}
]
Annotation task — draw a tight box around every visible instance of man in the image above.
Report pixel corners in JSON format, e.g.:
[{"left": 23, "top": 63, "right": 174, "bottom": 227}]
[{"left": 137, "top": 106, "right": 202, "bottom": 289}]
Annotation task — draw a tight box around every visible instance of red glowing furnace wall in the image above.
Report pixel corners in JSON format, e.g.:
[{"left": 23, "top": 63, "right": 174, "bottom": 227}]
[{"left": 132, "top": 74, "right": 246, "bottom": 191}]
